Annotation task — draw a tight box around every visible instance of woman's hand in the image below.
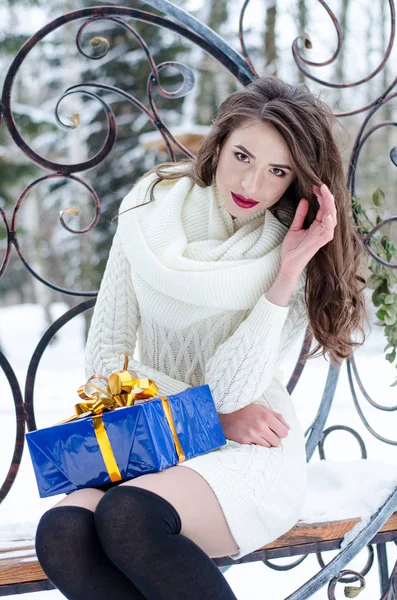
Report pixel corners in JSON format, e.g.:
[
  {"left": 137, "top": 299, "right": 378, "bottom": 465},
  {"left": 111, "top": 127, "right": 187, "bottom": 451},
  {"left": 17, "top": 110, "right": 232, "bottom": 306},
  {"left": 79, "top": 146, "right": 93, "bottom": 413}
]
[
  {"left": 219, "top": 403, "right": 290, "bottom": 448},
  {"left": 280, "top": 183, "right": 338, "bottom": 279}
]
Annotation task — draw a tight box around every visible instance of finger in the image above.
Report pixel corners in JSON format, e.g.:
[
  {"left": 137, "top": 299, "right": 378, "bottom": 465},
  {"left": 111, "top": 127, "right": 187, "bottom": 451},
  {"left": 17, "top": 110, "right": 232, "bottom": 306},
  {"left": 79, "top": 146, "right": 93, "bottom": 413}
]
[
  {"left": 259, "top": 415, "right": 288, "bottom": 446},
  {"left": 309, "top": 213, "right": 333, "bottom": 241},
  {"left": 256, "top": 418, "right": 282, "bottom": 446},
  {"left": 266, "top": 414, "right": 289, "bottom": 439},
  {"left": 290, "top": 198, "right": 309, "bottom": 231},
  {"left": 320, "top": 183, "right": 334, "bottom": 214},
  {"left": 255, "top": 438, "right": 271, "bottom": 448},
  {"left": 313, "top": 198, "right": 334, "bottom": 232},
  {"left": 314, "top": 183, "right": 333, "bottom": 209},
  {"left": 268, "top": 409, "right": 290, "bottom": 430},
  {"left": 319, "top": 184, "right": 337, "bottom": 226},
  {"left": 255, "top": 432, "right": 280, "bottom": 447},
  {"left": 325, "top": 185, "right": 338, "bottom": 225},
  {"left": 275, "top": 411, "right": 291, "bottom": 430},
  {"left": 312, "top": 185, "right": 325, "bottom": 222},
  {"left": 270, "top": 423, "right": 289, "bottom": 440}
]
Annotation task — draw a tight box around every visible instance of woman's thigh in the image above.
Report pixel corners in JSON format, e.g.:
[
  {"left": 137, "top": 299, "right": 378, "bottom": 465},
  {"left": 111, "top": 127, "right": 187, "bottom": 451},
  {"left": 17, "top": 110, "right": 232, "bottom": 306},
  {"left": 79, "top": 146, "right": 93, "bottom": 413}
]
[
  {"left": 52, "top": 487, "right": 106, "bottom": 511},
  {"left": 50, "top": 466, "right": 239, "bottom": 559},
  {"left": 119, "top": 465, "right": 239, "bottom": 559}
]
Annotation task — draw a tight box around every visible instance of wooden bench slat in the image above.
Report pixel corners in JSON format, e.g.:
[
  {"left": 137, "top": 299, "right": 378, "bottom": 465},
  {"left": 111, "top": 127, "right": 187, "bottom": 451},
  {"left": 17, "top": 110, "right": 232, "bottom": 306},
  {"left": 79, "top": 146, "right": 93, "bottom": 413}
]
[
  {"left": 261, "top": 512, "right": 397, "bottom": 551},
  {"left": 0, "top": 556, "right": 46, "bottom": 586},
  {"left": 1, "top": 513, "right": 397, "bottom": 586}
]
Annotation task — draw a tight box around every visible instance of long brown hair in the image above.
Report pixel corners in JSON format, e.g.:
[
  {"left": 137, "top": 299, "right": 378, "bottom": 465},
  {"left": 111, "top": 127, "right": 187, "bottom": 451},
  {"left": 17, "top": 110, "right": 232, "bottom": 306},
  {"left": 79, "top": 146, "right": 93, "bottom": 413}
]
[{"left": 121, "top": 75, "right": 368, "bottom": 364}]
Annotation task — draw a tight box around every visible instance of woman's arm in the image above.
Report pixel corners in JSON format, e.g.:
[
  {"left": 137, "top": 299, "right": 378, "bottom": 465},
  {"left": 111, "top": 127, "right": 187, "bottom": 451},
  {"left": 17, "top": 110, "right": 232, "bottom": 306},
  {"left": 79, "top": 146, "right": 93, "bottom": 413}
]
[
  {"left": 204, "top": 274, "right": 308, "bottom": 414},
  {"left": 265, "top": 271, "right": 301, "bottom": 307},
  {"left": 84, "top": 227, "right": 191, "bottom": 396}
]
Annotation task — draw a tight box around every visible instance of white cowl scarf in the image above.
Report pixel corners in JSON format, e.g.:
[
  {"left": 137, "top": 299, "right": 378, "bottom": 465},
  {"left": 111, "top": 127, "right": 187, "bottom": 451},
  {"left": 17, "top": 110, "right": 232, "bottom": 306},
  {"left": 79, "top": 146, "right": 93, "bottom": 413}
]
[{"left": 117, "top": 167, "right": 295, "bottom": 312}]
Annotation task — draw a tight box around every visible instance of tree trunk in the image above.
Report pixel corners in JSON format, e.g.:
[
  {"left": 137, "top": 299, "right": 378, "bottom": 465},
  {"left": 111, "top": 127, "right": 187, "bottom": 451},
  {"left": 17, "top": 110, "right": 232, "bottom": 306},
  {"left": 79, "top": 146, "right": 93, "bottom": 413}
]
[
  {"left": 334, "top": 0, "right": 350, "bottom": 109},
  {"left": 195, "top": 0, "right": 231, "bottom": 125},
  {"left": 297, "top": 0, "right": 307, "bottom": 83},
  {"left": 264, "top": 0, "right": 277, "bottom": 76}
]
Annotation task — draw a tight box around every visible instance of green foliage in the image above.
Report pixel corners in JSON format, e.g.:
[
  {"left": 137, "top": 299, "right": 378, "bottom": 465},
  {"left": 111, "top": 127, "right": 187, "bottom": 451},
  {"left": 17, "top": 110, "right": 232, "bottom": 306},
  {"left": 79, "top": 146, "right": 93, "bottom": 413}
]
[{"left": 352, "top": 189, "right": 397, "bottom": 386}]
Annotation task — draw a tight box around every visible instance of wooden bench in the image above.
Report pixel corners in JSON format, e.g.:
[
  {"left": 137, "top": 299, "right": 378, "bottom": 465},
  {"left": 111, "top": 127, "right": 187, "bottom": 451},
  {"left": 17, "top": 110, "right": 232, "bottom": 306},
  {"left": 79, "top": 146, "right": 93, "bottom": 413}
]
[
  {"left": 1, "top": 1, "right": 397, "bottom": 598},
  {"left": 2, "top": 514, "right": 397, "bottom": 596}
]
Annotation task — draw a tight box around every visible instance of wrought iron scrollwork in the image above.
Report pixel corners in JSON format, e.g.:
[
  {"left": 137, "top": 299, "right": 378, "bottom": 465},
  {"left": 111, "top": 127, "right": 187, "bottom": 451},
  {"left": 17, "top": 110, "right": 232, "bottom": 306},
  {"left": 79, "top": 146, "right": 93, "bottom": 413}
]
[
  {"left": 319, "top": 545, "right": 374, "bottom": 590},
  {"left": 0, "top": 352, "right": 25, "bottom": 503},
  {"left": 10, "top": 174, "right": 100, "bottom": 295},
  {"left": 327, "top": 569, "right": 366, "bottom": 599},
  {"left": 318, "top": 425, "right": 368, "bottom": 459},
  {"left": 347, "top": 355, "right": 397, "bottom": 446},
  {"left": 263, "top": 555, "right": 308, "bottom": 572}
]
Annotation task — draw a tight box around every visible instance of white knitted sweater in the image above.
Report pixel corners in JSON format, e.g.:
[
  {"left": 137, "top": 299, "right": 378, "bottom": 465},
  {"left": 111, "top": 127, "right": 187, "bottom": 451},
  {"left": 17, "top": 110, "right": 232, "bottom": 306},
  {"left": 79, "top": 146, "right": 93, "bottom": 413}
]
[{"left": 85, "top": 168, "right": 309, "bottom": 559}]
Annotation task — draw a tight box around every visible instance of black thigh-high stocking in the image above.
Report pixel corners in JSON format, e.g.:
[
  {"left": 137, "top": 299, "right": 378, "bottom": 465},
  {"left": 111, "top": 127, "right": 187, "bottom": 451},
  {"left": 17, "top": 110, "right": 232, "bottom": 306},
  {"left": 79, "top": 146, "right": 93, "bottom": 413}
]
[
  {"left": 35, "top": 505, "right": 146, "bottom": 599},
  {"left": 94, "top": 485, "right": 238, "bottom": 600}
]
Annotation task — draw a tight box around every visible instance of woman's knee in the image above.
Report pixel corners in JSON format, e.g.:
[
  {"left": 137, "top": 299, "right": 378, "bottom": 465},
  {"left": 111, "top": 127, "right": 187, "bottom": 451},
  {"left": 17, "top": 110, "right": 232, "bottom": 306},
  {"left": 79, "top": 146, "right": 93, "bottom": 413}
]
[
  {"left": 94, "top": 486, "right": 181, "bottom": 563},
  {"left": 36, "top": 487, "right": 105, "bottom": 566},
  {"left": 35, "top": 505, "right": 95, "bottom": 573}
]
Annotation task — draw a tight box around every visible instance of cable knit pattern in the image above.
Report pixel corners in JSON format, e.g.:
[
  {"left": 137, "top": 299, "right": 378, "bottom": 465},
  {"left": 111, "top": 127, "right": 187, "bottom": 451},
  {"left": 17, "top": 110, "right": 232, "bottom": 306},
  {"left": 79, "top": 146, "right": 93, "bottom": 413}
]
[
  {"left": 85, "top": 170, "right": 309, "bottom": 560},
  {"left": 85, "top": 233, "right": 192, "bottom": 396}
]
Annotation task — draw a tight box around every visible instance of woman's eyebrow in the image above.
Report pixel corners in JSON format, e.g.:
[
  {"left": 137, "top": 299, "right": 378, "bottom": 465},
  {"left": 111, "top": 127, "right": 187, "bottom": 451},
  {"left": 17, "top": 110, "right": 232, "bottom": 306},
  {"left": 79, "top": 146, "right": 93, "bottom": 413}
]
[
  {"left": 234, "top": 144, "right": 255, "bottom": 158},
  {"left": 233, "top": 144, "right": 293, "bottom": 171}
]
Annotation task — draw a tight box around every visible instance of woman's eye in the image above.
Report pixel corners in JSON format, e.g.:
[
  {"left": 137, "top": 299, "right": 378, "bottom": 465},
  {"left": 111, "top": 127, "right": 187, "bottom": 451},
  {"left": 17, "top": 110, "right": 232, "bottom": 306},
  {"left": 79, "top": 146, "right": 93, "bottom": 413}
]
[
  {"left": 271, "top": 168, "right": 286, "bottom": 177},
  {"left": 233, "top": 154, "right": 286, "bottom": 177},
  {"left": 234, "top": 152, "right": 249, "bottom": 163}
]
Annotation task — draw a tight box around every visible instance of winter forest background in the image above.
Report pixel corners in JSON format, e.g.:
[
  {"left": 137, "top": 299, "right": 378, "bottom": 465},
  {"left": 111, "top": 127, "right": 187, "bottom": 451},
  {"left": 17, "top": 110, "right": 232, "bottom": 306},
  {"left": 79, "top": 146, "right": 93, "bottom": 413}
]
[{"left": 1, "top": 0, "right": 396, "bottom": 325}]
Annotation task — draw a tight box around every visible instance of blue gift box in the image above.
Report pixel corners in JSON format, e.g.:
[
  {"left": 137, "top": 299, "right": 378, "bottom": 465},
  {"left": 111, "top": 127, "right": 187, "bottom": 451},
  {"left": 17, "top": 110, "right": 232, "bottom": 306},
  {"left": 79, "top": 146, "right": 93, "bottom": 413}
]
[{"left": 26, "top": 384, "right": 226, "bottom": 498}]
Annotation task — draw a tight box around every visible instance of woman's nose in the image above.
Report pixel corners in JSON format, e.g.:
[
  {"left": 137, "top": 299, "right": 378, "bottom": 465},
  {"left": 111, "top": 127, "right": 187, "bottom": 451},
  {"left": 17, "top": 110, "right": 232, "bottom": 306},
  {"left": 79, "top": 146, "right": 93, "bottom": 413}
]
[{"left": 241, "top": 170, "right": 263, "bottom": 197}]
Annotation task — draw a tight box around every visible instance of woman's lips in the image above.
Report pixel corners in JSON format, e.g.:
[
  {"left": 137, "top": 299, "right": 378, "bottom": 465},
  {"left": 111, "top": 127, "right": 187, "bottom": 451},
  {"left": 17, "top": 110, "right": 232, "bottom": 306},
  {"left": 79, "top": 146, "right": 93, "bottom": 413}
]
[{"left": 231, "top": 192, "right": 259, "bottom": 209}]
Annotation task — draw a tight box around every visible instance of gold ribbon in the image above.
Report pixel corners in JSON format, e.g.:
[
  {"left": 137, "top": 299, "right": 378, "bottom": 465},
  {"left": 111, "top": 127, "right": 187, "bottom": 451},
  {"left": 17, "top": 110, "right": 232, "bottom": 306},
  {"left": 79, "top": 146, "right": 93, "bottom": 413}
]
[{"left": 57, "top": 353, "right": 185, "bottom": 482}]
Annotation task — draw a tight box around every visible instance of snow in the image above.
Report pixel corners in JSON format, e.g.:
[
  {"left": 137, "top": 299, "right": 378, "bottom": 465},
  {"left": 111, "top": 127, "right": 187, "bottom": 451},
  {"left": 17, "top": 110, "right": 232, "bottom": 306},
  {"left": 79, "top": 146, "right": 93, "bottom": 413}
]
[
  {"left": 305, "top": 459, "right": 397, "bottom": 550},
  {"left": 0, "top": 293, "right": 396, "bottom": 599}
]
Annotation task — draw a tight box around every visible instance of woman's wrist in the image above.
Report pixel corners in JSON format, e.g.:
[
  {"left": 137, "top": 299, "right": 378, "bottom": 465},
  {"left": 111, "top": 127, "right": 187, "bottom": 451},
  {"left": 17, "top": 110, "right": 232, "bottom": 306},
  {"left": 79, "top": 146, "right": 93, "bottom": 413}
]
[
  {"left": 265, "top": 270, "right": 300, "bottom": 307},
  {"left": 217, "top": 412, "right": 229, "bottom": 437}
]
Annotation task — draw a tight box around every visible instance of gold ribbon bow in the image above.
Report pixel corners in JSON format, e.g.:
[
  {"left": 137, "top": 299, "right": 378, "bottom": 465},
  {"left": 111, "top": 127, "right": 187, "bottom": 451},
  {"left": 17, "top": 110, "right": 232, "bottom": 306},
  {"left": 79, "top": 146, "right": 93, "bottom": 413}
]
[{"left": 57, "top": 353, "right": 185, "bottom": 482}]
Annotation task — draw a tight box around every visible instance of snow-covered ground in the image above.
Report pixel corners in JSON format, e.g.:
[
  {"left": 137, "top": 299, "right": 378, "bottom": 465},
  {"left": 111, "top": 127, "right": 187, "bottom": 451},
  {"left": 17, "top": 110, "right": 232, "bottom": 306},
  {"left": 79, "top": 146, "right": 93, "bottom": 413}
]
[{"left": 0, "top": 294, "right": 396, "bottom": 599}]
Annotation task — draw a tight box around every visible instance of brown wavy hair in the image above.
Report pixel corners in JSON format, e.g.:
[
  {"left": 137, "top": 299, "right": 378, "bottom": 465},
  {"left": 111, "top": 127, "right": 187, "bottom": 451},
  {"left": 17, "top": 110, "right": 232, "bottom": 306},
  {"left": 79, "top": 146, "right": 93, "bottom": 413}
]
[{"left": 119, "top": 75, "right": 368, "bottom": 363}]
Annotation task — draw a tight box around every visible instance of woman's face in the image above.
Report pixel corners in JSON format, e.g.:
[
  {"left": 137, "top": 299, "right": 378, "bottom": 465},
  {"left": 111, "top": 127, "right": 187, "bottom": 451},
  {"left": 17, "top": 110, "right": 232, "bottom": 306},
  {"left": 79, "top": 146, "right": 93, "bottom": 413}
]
[{"left": 215, "top": 119, "right": 296, "bottom": 218}]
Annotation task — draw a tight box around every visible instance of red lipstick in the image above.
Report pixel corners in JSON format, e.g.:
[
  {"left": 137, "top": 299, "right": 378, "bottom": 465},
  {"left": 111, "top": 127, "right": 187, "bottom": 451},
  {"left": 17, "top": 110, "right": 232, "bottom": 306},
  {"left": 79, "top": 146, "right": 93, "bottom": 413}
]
[{"left": 231, "top": 192, "right": 259, "bottom": 209}]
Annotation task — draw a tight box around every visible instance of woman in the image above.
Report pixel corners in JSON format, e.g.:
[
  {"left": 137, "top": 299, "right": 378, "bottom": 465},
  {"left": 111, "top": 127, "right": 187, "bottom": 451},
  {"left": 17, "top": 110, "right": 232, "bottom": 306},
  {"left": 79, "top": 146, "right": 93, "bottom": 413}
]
[{"left": 35, "top": 75, "right": 366, "bottom": 599}]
